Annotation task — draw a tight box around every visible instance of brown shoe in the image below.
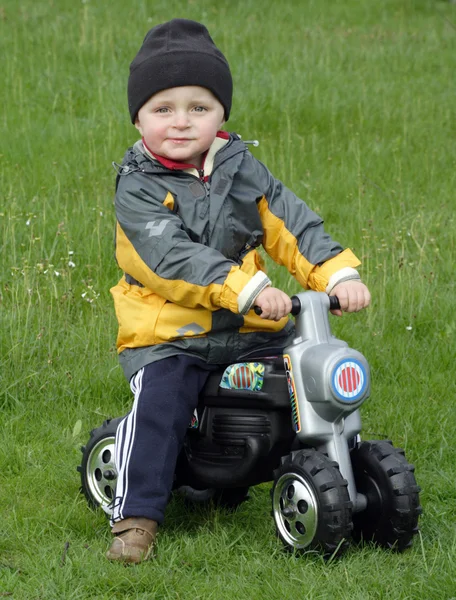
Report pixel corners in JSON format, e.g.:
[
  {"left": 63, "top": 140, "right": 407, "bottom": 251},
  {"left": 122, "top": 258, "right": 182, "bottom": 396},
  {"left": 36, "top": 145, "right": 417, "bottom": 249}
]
[{"left": 106, "top": 517, "right": 158, "bottom": 564}]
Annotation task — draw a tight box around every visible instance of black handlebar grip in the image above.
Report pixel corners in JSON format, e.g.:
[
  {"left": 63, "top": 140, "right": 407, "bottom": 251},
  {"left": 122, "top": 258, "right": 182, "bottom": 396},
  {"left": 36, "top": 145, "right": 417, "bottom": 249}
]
[
  {"left": 254, "top": 296, "right": 302, "bottom": 316},
  {"left": 329, "top": 295, "right": 341, "bottom": 311},
  {"left": 290, "top": 296, "right": 301, "bottom": 316}
]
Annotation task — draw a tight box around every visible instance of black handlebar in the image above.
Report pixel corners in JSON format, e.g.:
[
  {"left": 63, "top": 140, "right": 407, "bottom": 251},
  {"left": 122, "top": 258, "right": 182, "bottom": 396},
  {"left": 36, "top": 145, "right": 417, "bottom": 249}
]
[
  {"left": 290, "top": 296, "right": 301, "bottom": 315},
  {"left": 329, "top": 295, "right": 341, "bottom": 311},
  {"left": 253, "top": 295, "right": 340, "bottom": 316}
]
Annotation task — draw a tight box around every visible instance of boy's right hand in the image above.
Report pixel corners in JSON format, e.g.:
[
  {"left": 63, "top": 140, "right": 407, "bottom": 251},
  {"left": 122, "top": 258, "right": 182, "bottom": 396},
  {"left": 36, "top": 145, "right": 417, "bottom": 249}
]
[{"left": 254, "top": 287, "right": 292, "bottom": 321}]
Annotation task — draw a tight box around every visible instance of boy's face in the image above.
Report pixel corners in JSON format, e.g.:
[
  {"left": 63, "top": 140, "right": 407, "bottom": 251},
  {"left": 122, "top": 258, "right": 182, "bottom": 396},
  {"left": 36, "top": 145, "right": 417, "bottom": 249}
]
[{"left": 135, "top": 86, "right": 225, "bottom": 168}]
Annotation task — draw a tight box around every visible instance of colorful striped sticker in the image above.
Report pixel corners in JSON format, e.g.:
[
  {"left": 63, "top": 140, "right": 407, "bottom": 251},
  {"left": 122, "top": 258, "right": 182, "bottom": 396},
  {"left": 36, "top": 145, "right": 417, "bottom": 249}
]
[{"left": 219, "top": 362, "right": 265, "bottom": 391}]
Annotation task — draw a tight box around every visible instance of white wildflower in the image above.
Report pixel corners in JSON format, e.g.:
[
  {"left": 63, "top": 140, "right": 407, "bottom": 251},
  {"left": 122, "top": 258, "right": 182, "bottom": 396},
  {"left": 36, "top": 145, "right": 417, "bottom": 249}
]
[
  {"left": 406, "top": 326, "right": 412, "bottom": 331},
  {"left": 68, "top": 261, "right": 76, "bottom": 268}
]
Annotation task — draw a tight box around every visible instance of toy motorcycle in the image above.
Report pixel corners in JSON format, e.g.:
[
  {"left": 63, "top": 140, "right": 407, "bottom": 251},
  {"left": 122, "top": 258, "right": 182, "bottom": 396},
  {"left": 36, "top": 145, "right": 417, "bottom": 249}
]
[{"left": 78, "top": 291, "right": 421, "bottom": 556}]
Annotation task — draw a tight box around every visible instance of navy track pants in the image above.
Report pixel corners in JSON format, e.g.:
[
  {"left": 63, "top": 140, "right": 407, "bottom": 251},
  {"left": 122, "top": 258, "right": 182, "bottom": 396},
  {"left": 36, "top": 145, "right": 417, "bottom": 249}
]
[{"left": 111, "top": 355, "right": 217, "bottom": 525}]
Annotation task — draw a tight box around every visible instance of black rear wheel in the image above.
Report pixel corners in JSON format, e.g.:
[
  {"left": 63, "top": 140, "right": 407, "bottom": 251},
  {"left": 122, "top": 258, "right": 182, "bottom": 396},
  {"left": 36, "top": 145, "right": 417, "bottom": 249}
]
[
  {"left": 351, "top": 440, "right": 421, "bottom": 551},
  {"left": 77, "top": 418, "right": 121, "bottom": 516}
]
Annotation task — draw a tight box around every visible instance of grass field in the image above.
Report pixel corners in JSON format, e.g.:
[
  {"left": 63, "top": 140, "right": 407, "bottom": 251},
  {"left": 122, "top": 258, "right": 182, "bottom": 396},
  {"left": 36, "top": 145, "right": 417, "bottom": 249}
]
[{"left": 1, "top": 0, "right": 455, "bottom": 598}]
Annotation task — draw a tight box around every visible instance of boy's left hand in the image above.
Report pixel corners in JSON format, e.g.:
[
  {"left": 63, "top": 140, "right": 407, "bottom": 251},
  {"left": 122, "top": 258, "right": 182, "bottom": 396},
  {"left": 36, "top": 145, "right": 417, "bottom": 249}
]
[{"left": 330, "top": 280, "right": 371, "bottom": 316}]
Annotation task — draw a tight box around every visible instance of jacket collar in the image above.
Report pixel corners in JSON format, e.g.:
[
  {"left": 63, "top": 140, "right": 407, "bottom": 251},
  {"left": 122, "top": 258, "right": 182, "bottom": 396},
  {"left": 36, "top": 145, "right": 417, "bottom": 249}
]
[
  {"left": 128, "top": 133, "right": 246, "bottom": 177},
  {"left": 141, "top": 131, "right": 230, "bottom": 180}
]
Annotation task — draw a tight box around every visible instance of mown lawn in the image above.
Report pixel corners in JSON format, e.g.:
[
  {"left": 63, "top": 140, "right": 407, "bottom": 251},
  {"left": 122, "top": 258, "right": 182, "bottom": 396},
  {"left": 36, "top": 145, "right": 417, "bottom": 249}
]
[{"left": 1, "top": 0, "right": 455, "bottom": 598}]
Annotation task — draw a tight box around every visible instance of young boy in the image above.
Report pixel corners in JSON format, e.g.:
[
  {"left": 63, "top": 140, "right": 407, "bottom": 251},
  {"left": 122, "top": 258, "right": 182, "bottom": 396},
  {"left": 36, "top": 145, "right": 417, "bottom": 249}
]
[{"left": 107, "top": 18, "right": 371, "bottom": 563}]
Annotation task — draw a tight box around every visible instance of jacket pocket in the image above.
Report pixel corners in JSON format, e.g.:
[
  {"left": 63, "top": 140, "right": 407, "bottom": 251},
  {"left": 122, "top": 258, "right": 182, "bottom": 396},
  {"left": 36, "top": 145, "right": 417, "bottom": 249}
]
[
  {"left": 154, "top": 303, "right": 212, "bottom": 344},
  {"left": 110, "top": 277, "right": 166, "bottom": 351}
]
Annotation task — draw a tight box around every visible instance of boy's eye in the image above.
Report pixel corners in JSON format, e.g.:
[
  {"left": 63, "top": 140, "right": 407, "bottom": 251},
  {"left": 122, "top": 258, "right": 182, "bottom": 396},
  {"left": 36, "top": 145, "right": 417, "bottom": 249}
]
[
  {"left": 155, "top": 107, "right": 170, "bottom": 114},
  {"left": 193, "top": 106, "right": 207, "bottom": 113}
]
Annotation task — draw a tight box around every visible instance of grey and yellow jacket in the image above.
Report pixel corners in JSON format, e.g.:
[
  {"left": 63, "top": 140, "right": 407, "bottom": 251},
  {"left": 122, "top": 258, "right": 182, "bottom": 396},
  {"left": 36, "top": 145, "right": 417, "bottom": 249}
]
[{"left": 111, "top": 133, "right": 361, "bottom": 380}]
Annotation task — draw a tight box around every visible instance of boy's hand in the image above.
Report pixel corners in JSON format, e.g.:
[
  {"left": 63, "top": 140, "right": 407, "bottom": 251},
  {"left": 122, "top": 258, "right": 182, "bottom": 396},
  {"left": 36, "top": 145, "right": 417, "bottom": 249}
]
[
  {"left": 330, "top": 280, "right": 371, "bottom": 316},
  {"left": 254, "top": 287, "right": 292, "bottom": 321}
]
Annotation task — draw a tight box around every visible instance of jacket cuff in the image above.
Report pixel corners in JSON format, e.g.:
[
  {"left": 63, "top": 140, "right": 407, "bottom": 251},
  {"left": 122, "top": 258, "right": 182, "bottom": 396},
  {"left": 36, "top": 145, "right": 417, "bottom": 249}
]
[
  {"left": 325, "top": 267, "right": 361, "bottom": 294},
  {"left": 237, "top": 271, "right": 271, "bottom": 315},
  {"left": 307, "top": 248, "right": 361, "bottom": 292}
]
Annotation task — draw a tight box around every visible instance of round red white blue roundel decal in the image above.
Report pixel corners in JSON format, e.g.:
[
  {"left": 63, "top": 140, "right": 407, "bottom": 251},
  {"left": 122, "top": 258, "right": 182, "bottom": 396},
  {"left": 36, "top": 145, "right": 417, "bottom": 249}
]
[{"left": 332, "top": 359, "right": 367, "bottom": 403}]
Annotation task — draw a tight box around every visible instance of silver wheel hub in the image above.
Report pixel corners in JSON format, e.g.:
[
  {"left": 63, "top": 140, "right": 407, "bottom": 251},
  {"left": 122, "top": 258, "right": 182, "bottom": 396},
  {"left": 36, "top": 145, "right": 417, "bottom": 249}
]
[
  {"left": 273, "top": 472, "right": 318, "bottom": 549},
  {"left": 86, "top": 437, "right": 117, "bottom": 515}
]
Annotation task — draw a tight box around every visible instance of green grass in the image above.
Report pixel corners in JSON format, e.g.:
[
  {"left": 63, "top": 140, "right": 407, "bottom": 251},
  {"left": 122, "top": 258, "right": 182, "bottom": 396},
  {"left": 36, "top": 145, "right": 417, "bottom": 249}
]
[{"left": 1, "top": 0, "right": 455, "bottom": 598}]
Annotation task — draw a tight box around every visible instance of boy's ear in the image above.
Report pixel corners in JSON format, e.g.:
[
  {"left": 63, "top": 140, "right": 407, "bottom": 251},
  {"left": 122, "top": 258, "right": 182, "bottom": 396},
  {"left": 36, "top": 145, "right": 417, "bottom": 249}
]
[{"left": 134, "top": 118, "right": 143, "bottom": 135}]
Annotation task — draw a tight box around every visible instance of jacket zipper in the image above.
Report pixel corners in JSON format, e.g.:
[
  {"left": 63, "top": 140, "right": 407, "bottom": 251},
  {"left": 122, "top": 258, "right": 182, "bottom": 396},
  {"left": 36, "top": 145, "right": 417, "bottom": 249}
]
[
  {"left": 198, "top": 169, "right": 210, "bottom": 196},
  {"left": 197, "top": 169, "right": 210, "bottom": 222}
]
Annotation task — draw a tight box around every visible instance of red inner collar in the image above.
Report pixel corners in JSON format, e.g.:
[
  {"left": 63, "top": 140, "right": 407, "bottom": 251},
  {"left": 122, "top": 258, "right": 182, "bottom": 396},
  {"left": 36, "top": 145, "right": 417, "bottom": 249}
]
[{"left": 142, "top": 130, "right": 229, "bottom": 172}]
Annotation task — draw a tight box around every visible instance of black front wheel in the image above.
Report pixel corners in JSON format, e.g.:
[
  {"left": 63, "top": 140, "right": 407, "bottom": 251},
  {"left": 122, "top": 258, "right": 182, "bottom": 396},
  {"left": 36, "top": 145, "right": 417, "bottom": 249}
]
[
  {"left": 272, "top": 450, "right": 353, "bottom": 556},
  {"left": 351, "top": 440, "right": 421, "bottom": 551},
  {"left": 77, "top": 418, "right": 122, "bottom": 516}
]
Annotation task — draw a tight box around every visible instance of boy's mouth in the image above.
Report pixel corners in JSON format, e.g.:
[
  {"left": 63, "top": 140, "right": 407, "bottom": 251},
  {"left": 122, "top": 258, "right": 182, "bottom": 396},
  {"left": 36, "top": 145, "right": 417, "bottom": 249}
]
[{"left": 168, "top": 138, "right": 192, "bottom": 143}]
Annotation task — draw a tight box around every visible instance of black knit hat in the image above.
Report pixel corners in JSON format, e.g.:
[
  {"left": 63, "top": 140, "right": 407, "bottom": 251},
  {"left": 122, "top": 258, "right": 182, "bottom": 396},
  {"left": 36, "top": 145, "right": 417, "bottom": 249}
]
[{"left": 128, "top": 19, "right": 233, "bottom": 123}]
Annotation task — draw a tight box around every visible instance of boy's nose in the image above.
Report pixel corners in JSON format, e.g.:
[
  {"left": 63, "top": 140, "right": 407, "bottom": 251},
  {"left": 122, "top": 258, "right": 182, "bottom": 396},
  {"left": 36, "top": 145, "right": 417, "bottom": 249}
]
[{"left": 173, "top": 112, "right": 190, "bottom": 129}]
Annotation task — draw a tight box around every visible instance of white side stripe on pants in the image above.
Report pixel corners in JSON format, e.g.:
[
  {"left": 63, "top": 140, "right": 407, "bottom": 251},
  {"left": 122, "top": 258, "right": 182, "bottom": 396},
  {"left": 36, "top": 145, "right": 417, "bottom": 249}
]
[{"left": 111, "top": 368, "right": 144, "bottom": 524}]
